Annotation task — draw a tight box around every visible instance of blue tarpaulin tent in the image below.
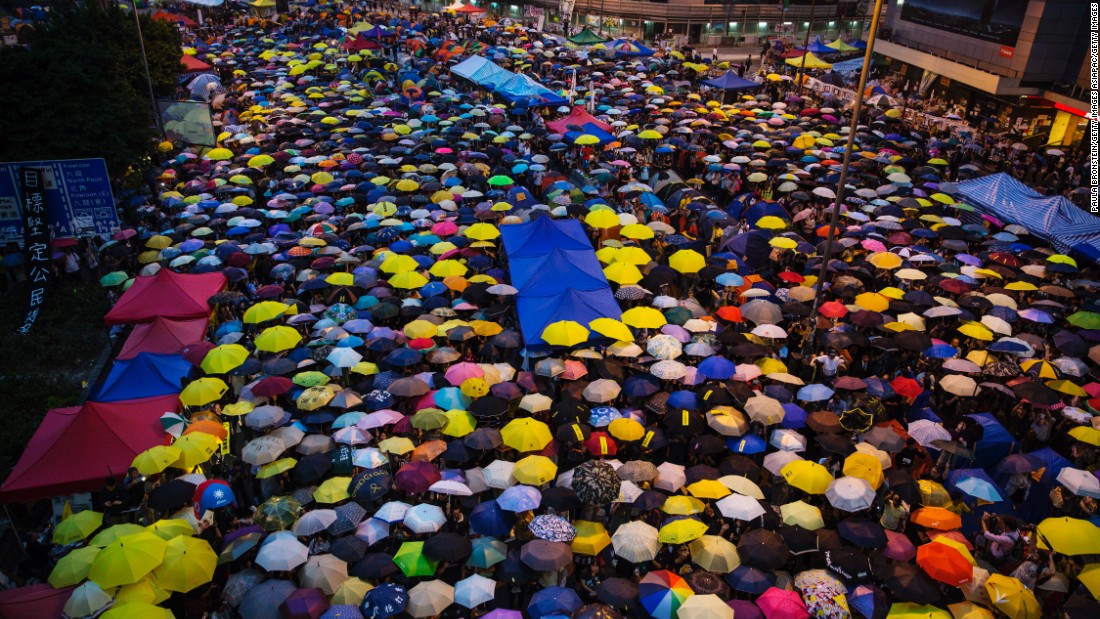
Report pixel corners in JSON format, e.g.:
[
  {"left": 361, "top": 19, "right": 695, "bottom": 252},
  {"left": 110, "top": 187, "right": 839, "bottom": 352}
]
[
  {"left": 701, "top": 71, "right": 761, "bottom": 92},
  {"left": 607, "top": 39, "right": 655, "bottom": 57},
  {"left": 952, "top": 173, "right": 1100, "bottom": 263},
  {"left": 565, "top": 123, "right": 616, "bottom": 145},
  {"left": 501, "top": 216, "right": 621, "bottom": 347},
  {"left": 450, "top": 56, "right": 567, "bottom": 107},
  {"left": 92, "top": 353, "right": 192, "bottom": 402},
  {"left": 797, "top": 38, "right": 838, "bottom": 55}
]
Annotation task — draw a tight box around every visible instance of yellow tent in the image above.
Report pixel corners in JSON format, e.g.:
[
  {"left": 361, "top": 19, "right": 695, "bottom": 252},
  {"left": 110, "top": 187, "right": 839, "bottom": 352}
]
[
  {"left": 785, "top": 52, "right": 833, "bottom": 69},
  {"left": 826, "top": 39, "right": 860, "bottom": 52}
]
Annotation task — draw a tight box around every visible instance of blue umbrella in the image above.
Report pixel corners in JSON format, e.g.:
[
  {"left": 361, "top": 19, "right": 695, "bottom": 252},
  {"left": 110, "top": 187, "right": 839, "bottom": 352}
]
[
  {"left": 623, "top": 374, "right": 661, "bottom": 397},
  {"left": 588, "top": 406, "right": 622, "bottom": 427},
  {"left": 667, "top": 390, "right": 697, "bottom": 410},
  {"left": 727, "top": 435, "right": 766, "bottom": 454},
  {"left": 780, "top": 403, "right": 808, "bottom": 429},
  {"left": 797, "top": 384, "right": 835, "bottom": 402},
  {"left": 469, "top": 501, "right": 516, "bottom": 537},
  {"left": 497, "top": 485, "right": 542, "bottom": 512},
  {"left": 384, "top": 348, "right": 423, "bottom": 367},
  {"left": 434, "top": 387, "right": 471, "bottom": 410},
  {"left": 361, "top": 583, "right": 408, "bottom": 619},
  {"left": 864, "top": 377, "right": 896, "bottom": 399},
  {"left": 715, "top": 273, "right": 744, "bottom": 287},
  {"left": 923, "top": 344, "right": 958, "bottom": 359},
  {"left": 697, "top": 356, "right": 735, "bottom": 380},
  {"left": 725, "top": 565, "right": 775, "bottom": 594},
  {"left": 527, "top": 586, "right": 582, "bottom": 618}
]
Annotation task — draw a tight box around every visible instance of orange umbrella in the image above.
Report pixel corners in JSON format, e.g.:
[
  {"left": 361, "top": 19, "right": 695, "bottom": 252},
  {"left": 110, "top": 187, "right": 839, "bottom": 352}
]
[
  {"left": 183, "top": 420, "right": 228, "bottom": 441},
  {"left": 910, "top": 507, "right": 962, "bottom": 531},
  {"left": 916, "top": 541, "right": 973, "bottom": 586}
]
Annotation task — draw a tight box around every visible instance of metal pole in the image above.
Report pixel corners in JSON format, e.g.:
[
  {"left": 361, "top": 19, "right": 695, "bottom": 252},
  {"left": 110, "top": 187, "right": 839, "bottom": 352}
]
[
  {"left": 129, "top": 0, "right": 164, "bottom": 137},
  {"left": 794, "top": 0, "right": 817, "bottom": 97},
  {"left": 807, "top": 0, "right": 884, "bottom": 320},
  {"left": 598, "top": 0, "right": 605, "bottom": 34}
]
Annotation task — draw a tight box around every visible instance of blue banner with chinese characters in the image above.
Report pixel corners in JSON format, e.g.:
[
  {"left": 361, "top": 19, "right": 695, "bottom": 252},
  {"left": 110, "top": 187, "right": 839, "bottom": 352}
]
[
  {"left": 0, "top": 158, "right": 118, "bottom": 244},
  {"left": 18, "top": 167, "right": 51, "bottom": 334}
]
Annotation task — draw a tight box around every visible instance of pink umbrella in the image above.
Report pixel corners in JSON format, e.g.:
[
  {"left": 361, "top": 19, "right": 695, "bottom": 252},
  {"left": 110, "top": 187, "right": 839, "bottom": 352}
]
[
  {"left": 445, "top": 362, "right": 485, "bottom": 386},
  {"left": 561, "top": 360, "right": 588, "bottom": 381},
  {"left": 861, "top": 239, "right": 887, "bottom": 252},
  {"left": 432, "top": 221, "right": 458, "bottom": 235},
  {"left": 883, "top": 529, "right": 916, "bottom": 561},
  {"left": 756, "top": 587, "right": 809, "bottom": 619}
]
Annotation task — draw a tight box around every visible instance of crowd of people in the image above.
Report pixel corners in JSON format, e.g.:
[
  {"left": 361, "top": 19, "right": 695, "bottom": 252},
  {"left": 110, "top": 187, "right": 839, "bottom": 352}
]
[{"left": 9, "top": 3, "right": 1100, "bottom": 619}]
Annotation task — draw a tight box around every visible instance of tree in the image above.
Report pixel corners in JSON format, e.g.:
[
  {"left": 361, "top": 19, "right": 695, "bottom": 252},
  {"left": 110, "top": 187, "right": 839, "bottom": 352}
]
[{"left": 0, "top": 5, "right": 182, "bottom": 178}]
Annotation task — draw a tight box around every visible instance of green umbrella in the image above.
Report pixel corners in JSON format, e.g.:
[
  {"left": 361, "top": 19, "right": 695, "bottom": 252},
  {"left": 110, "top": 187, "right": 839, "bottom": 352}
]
[
  {"left": 486, "top": 175, "right": 514, "bottom": 187},
  {"left": 256, "top": 496, "right": 302, "bottom": 531},
  {"left": 292, "top": 371, "right": 331, "bottom": 388},
  {"left": 1068, "top": 311, "right": 1100, "bottom": 330},
  {"left": 100, "top": 271, "right": 129, "bottom": 287},
  {"left": 663, "top": 307, "right": 694, "bottom": 326},
  {"left": 466, "top": 537, "right": 507, "bottom": 569},
  {"left": 394, "top": 541, "right": 439, "bottom": 577}
]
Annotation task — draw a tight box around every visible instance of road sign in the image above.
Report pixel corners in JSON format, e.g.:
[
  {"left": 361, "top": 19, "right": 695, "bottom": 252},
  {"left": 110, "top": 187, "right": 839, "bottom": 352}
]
[{"left": 0, "top": 158, "right": 118, "bottom": 245}]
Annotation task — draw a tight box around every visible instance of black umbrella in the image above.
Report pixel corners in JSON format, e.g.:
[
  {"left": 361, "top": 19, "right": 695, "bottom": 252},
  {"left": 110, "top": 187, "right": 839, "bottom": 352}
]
[
  {"left": 424, "top": 532, "right": 472, "bottom": 563},
  {"left": 571, "top": 461, "right": 620, "bottom": 505},
  {"left": 520, "top": 539, "right": 572, "bottom": 571},
  {"left": 147, "top": 479, "right": 195, "bottom": 512},
  {"left": 725, "top": 565, "right": 776, "bottom": 594},
  {"left": 464, "top": 428, "right": 503, "bottom": 450},
  {"left": 736, "top": 529, "right": 789, "bottom": 570},
  {"left": 883, "top": 562, "right": 943, "bottom": 603},
  {"left": 293, "top": 453, "right": 334, "bottom": 486},
  {"left": 684, "top": 570, "right": 730, "bottom": 597},
  {"left": 596, "top": 577, "right": 639, "bottom": 607},
  {"left": 777, "top": 525, "right": 818, "bottom": 555},
  {"left": 330, "top": 536, "right": 369, "bottom": 563},
  {"left": 1012, "top": 381, "right": 1063, "bottom": 406},
  {"left": 822, "top": 548, "right": 872, "bottom": 584},
  {"left": 494, "top": 548, "right": 536, "bottom": 583},
  {"left": 541, "top": 486, "right": 582, "bottom": 512},
  {"left": 837, "top": 517, "right": 888, "bottom": 548},
  {"left": 351, "top": 553, "right": 401, "bottom": 579}
]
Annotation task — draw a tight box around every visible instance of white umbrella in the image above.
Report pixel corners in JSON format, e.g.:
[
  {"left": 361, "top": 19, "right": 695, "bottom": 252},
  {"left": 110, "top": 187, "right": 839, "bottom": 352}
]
[
  {"left": 716, "top": 493, "right": 766, "bottom": 521},
  {"left": 482, "top": 460, "right": 517, "bottom": 489},
  {"left": 242, "top": 435, "right": 287, "bottom": 466},
  {"left": 256, "top": 533, "right": 308, "bottom": 572},
  {"left": 292, "top": 509, "right": 337, "bottom": 537},
  {"left": 403, "top": 504, "right": 447, "bottom": 534},
  {"left": 299, "top": 554, "right": 347, "bottom": 595},
  {"left": 718, "top": 475, "right": 765, "bottom": 499},
  {"left": 654, "top": 462, "right": 686, "bottom": 492},
  {"left": 1056, "top": 467, "right": 1100, "bottom": 498},
  {"left": 611, "top": 521, "right": 660, "bottom": 563},
  {"left": 907, "top": 420, "right": 952, "bottom": 447},
  {"left": 751, "top": 324, "right": 788, "bottom": 339},
  {"left": 326, "top": 347, "right": 363, "bottom": 368},
  {"left": 826, "top": 476, "right": 876, "bottom": 512},
  {"left": 429, "top": 480, "right": 473, "bottom": 496},
  {"left": 454, "top": 574, "right": 497, "bottom": 608},
  {"left": 940, "top": 374, "right": 980, "bottom": 396},
  {"left": 769, "top": 428, "right": 807, "bottom": 452},
  {"left": 745, "top": 395, "right": 786, "bottom": 424},
  {"left": 407, "top": 580, "right": 455, "bottom": 618},
  {"left": 354, "top": 517, "right": 389, "bottom": 546},
  {"left": 764, "top": 451, "right": 804, "bottom": 476},
  {"left": 374, "top": 501, "right": 412, "bottom": 524}
]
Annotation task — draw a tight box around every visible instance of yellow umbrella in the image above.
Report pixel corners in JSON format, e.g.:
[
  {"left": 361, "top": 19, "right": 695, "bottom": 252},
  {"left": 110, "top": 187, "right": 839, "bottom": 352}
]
[
  {"left": 985, "top": 574, "right": 1041, "bottom": 619},
  {"left": 172, "top": 432, "right": 221, "bottom": 468},
  {"left": 513, "top": 455, "right": 558, "bottom": 485},
  {"left": 604, "top": 262, "right": 643, "bottom": 285},
  {"left": 542, "top": 320, "right": 590, "bottom": 347},
  {"left": 769, "top": 237, "right": 797, "bottom": 249},
  {"left": 843, "top": 452, "right": 884, "bottom": 489},
  {"left": 638, "top": 130, "right": 663, "bottom": 139},
  {"left": 621, "top": 306, "right": 667, "bottom": 329},
  {"left": 854, "top": 292, "right": 891, "bottom": 312},
  {"left": 465, "top": 223, "right": 500, "bottom": 240},
  {"left": 49, "top": 545, "right": 100, "bottom": 588},
  {"left": 589, "top": 317, "right": 634, "bottom": 341},
  {"left": 54, "top": 510, "right": 104, "bottom": 545},
  {"left": 887, "top": 603, "right": 952, "bottom": 619},
  {"left": 620, "top": 223, "right": 655, "bottom": 239},
  {"left": 395, "top": 179, "right": 419, "bottom": 192},
  {"left": 780, "top": 500, "right": 825, "bottom": 530},
  {"left": 585, "top": 210, "right": 620, "bottom": 229},
  {"left": 390, "top": 271, "right": 429, "bottom": 289},
  {"left": 689, "top": 535, "right": 740, "bottom": 572},
  {"left": 442, "top": 409, "right": 477, "bottom": 437},
  {"left": 91, "top": 523, "right": 146, "bottom": 547},
  {"left": 378, "top": 437, "right": 416, "bottom": 455},
  {"left": 100, "top": 603, "right": 174, "bottom": 619},
  {"left": 669, "top": 249, "right": 706, "bottom": 274},
  {"left": 154, "top": 535, "right": 216, "bottom": 593},
  {"left": 615, "top": 246, "right": 653, "bottom": 265},
  {"left": 134, "top": 448, "right": 183, "bottom": 477},
  {"left": 222, "top": 401, "right": 254, "bottom": 417},
  {"left": 572, "top": 521, "right": 612, "bottom": 556},
  {"left": 686, "top": 480, "right": 731, "bottom": 500},
  {"left": 145, "top": 519, "right": 195, "bottom": 541},
  {"left": 115, "top": 577, "right": 170, "bottom": 606},
  {"left": 205, "top": 147, "right": 233, "bottom": 160},
  {"left": 325, "top": 272, "right": 354, "bottom": 287},
  {"left": 868, "top": 252, "right": 903, "bottom": 270},
  {"left": 658, "top": 518, "right": 708, "bottom": 544},
  {"left": 1069, "top": 426, "right": 1100, "bottom": 446},
  {"left": 1077, "top": 563, "right": 1100, "bottom": 600},
  {"left": 243, "top": 300, "right": 290, "bottom": 324},
  {"left": 404, "top": 319, "right": 440, "bottom": 339},
  {"left": 180, "top": 377, "right": 228, "bottom": 407},
  {"left": 88, "top": 531, "right": 168, "bottom": 589},
  {"left": 314, "top": 476, "right": 353, "bottom": 504},
  {"left": 1036, "top": 517, "right": 1100, "bottom": 555},
  {"left": 574, "top": 134, "right": 601, "bottom": 145},
  {"left": 258, "top": 457, "right": 298, "bottom": 480},
  {"left": 663, "top": 496, "right": 705, "bottom": 515},
  {"left": 781, "top": 460, "right": 834, "bottom": 494},
  {"left": 608, "top": 417, "right": 645, "bottom": 441},
  {"left": 1047, "top": 379, "right": 1087, "bottom": 397},
  {"left": 501, "top": 417, "right": 553, "bottom": 452},
  {"left": 918, "top": 479, "right": 952, "bottom": 507},
  {"left": 333, "top": 577, "right": 375, "bottom": 605},
  {"left": 756, "top": 216, "right": 787, "bottom": 230},
  {"left": 429, "top": 260, "right": 468, "bottom": 277},
  {"left": 381, "top": 253, "right": 420, "bottom": 273},
  {"left": 957, "top": 321, "right": 994, "bottom": 341},
  {"left": 200, "top": 344, "right": 249, "bottom": 374},
  {"left": 247, "top": 154, "right": 274, "bottom": 168}
]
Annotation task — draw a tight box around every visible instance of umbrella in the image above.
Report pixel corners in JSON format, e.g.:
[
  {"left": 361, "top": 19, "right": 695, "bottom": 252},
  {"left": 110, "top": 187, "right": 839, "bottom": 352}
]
[
  {"left": 406, "top": 580, "right": 454, "bottom": 618},
  {"left": 612, "top": 521, "right": 660, "bottom": 563},
  {"left": 639, "top": 570, "right": 695, "bottom": 619},
  {"left": 454, "top": 574, "right": 496, "bottom": 608},
  {"left": 88, "top": 532, "right": 167, "bottom": 589}
]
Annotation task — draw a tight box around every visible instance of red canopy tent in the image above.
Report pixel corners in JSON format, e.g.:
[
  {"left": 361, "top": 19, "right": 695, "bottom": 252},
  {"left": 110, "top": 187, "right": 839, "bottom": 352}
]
[
  {"left": 0, "top": 395, "right": 179, "bottom": 503},
  {"left": 153, "top": 10, "right": 198, "bottom": 27},
  {"left": 117, "top": 316, "right": 209, "bottom": 360},
  {"left": 104, "top": 269, "right": 225, "bottom": 325},
  {"left": 344, "top": 35, "right": 384, "bottom": 51},
  {"left": 454, "top": 3, "right": 486, "bottom": 13},
  {"left": 546, "top": 105, "right": 613, "bottom": 135},
  {"left": 180, "top": 54, "right": 214, "bottom": 73},
  {"left": 0, "top": 584, "right": 74, "bottom": 619}
]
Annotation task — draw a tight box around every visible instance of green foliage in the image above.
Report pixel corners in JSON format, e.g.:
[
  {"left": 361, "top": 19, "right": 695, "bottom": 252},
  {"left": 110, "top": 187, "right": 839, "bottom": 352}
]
[
  {"left": 0, "top": 4, "right": 178, "bottom": 177},
  {"left": 141, "top": 14, "right": 184, "bottom": 98},
  {"left": 0, "top": 285, "right": 110, "bottom": 472}
]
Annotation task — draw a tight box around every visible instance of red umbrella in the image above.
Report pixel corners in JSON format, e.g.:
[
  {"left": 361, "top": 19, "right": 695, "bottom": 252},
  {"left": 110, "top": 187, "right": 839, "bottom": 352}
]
[
  {"left": 818, "top": 301, "right": 848, "bottom": 319},
  {"left": 394, "top": 461, "right": 441, "bottom": 494},
  {"left": 717, "top": 306, "right": 743, "bottom": 322},
  {"left": 916, "top": 541, "right": 973, "bottom": 586},
  {"left": 890, "top": 376, "right": 922, "bottom": 399},
  {"left": 252, "top": 376, "right": 293, "bottom": 397},
  {"left": 939, "top": 279, "right": 971, "bottom": 294},
  {"left": 777, "top": 271, "right": 804, "bottom": 283},
  {"left": 584, "top": 431, "right": 618, "bottom": 456}
]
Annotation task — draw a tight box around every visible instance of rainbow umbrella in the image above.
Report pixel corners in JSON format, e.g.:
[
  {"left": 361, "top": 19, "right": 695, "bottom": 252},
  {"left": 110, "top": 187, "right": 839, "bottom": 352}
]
[{"left": 639, "top": 569, "right": 694, "bottom": 619}]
